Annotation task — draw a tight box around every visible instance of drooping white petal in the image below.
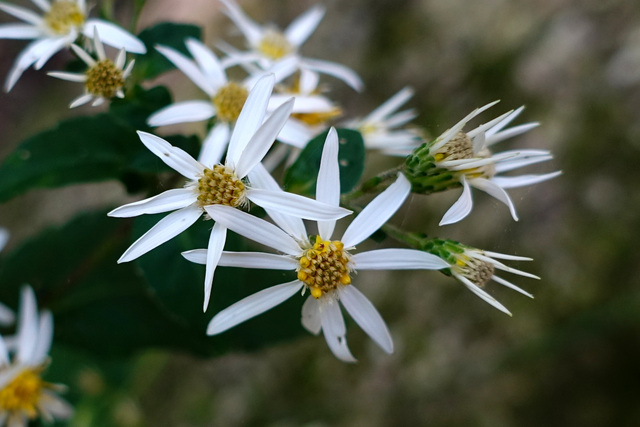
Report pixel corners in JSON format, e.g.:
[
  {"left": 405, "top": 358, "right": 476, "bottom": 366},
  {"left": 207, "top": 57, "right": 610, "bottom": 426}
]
[
  {"left": 491, "top": 171, "right": 562, "bottom": 189},
  {"left": 47, "top": 71, "right": 86, "bottom": 82},
  {"left": 469, "top": 177, "right": 518, "bottom": 221},
  {"left": 198, "top": 121, "right": 230, "bottom": 167},
  {"left": 247, "top": 163, "right": 307, "bottom": 242},
  {"left": 107, "top": 189, "right": 195, "bottom": 218},
  {"left": 233, "top": 98, "right": 294, "bottom": 178},
  {"left": 492, "top": 275, "right": 534, "bottom": 298},
  {"left": 439, "top": 177, "right": 474, "bottom": 226},
  {"left": 352, "top": 248, "right": 449, "bottom": 270},
  {"left": 33, "top": 34, "right": 70, "bottom": 69},
  {"left": 202, "top": 222, "right": 227, "bottom": 311},
  {"left": 246, "top": 187, "right": 350, "bottom": 221},
  {"left": 4, "top": 37, "right": 60, "bottom": 91},
  {"left": 69, "top": 93, "right": 93, "bottom": 108},
  {"left": 31, "top": 309, "right": 53, "bottom": 365},
  {"left": 285, "top": 4, "right": 325, "bottom": 47},
  {"left": 320, "top": 299, "right": 356, "bottom": 362},
  {"left": 117, "top": 205, "right": 202, "bottom": 263},
  {"left": 207, "top": 280, "right": 303, "bottom": 335},
  {"left": 185, "top": 37, "right": 226, "bottom": 87},
  {"left": 301, "top": 57, "right": 364, "bottom": 92},
  {"left": 154, "top": 44, "right": 215, "bottom": 95},
  {"left": 226, "top": 74, "right": 274, "bottom": 168},
  {"left": 456, "top": 274, "right": 512, "bottom": 316},
  {"left": 301, "top": 295, "right": 321, "bottom": 335},
  {"left": 0, "top": 23, "right": 41, "bottom": 39},
  {"left": 340, "top": 285, "right": 393, "bottom": 354},
  {"left": 367, "top": 87, "right": 414, "bottom": 123},
  {"left": 147, "top": 100, "right": 216, "bottom": 127},
  {"left": 83, "top": 19, "right": 146, "bottom": 54},
  {"left": 205, "top": 205, "right": 302, "bottom": 256},
  {"left": 0, "top": 3, "right": 41, "bottom": 25},
  {"left": 136, "top": 131, "right": 203, "bottom": 180},
  {"left": 316, "top": 127, "right": 340, "bottom": 240},
  {"left": 341, "top": 173, "right": 411, "bottom": 248},
  {"left": 219, "top": 0, "right": 264, "bottom": 46},
  {"left": 16, "top": 286, "right": 38, "bottom": 365}
]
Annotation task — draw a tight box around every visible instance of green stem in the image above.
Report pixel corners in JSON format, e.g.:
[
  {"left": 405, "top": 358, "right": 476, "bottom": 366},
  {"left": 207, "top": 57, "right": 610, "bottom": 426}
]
[{"left": 341, "top": 165, "right": 403, "bottom": 201}]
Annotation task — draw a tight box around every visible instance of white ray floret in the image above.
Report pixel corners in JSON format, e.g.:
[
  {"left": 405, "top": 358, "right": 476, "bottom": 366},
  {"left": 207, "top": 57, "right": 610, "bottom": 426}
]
[
  {"left": 109, "top": 76, "right": 351, "bottom": 312},
  {"left": 183, "top": 128, "right": 449, "bottom": 362},
  {"left": 0, "top": 0, "right": 145, "bottom": 91},
  {"left": 0, "top": 229, "right": 14, "bottom": 327}
]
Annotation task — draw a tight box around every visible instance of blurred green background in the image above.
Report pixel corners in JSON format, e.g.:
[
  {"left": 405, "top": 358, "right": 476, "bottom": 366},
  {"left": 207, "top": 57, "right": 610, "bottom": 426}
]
[{"left": 2, "top": 0, "right": 640, "bottom": 425}]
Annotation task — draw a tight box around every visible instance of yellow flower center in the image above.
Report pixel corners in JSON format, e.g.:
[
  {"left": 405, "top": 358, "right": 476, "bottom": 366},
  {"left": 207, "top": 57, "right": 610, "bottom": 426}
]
[
  {"left": 297, "top": 237, "right": 351, "bottom": 299},
  {"left": 212, "top": 82, "right": 249, "bottom": 122},
  {"left": 196, "top": 165, "right": 246, "bottom": 208},
  {"left": 43, "top": 1, "right": 85, "bottom": 35},
  {"left": 257, "top": 29, "right": 293, "bottom": 60},
  {"left": 0, "top": 369, "right": 44, "bottom": 418},
  {"left": 454, "top": 254, "right": 495, "bottom": 287},
  {"left": 291, "top": 108, "right": 343, "bottom": 126},
  {"left": 85, "top": 59, "right": 125, "bottom": 99}
]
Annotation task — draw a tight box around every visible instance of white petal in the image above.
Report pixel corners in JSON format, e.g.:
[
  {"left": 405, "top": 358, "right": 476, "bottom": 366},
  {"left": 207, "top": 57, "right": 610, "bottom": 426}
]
[
  {"left": 367, "top": 87, "right": 414, "bottom": 123},
  {"left": 136, "top": 131, "right": 203, "bottom": 180},
  {"left": 298, "top": 69, "right": 320, "bottom": 94},
  {"left": 108, "top": 189, "right": 195, "bottom": 217},
  {"left": 439, "top": 177, "right": 473, "bottom": 226},
  {"left": 0, "top": 302, "right": 14, "bottom": 327},
  {"left": 276, "top": 119, "right": 314, "bottom": 148},
  {"left": 204, "top": 205, "right": 302, "bottom": 256},
  {"left": 457, "top": 275, "right": 512, "bottom": 316},
  {"left": 47, "top": 71, "right": 86, "bottom": 82},
  {"left": 226, "top": 74, "right": 274, "bottom": 168},
  {"left": 0, "top": 334, "right": 9, "bottom": 365},
  {"left": 320, "top": 299, "right": 356, "bottom": 362},
  {"left": 198, "top": 122, "right": 230, "bottom": 167},
  {"left": 0, "top": 227, "right": 9, "bottom": 252},
  {"left": 0, "top": 23, "right": 41, "bottom": 39},
  {"left": 246, "top": 187, "right": 350, "bottom": 221},
  {"left": 117, "top": 205, "right": 201, "bottom": 263},
  {"left": 469, "top": 177, "right": 518, "bottom": 221},
  {"left": 301, "top": 58, "right": 364, "bottom": 92},
  {"left": 483, "top": 251, "right": 532, "bottom": 262},
  {"left": 91, "top": 27, "right": 106, "bottom": 60},
  {"left": 268, "top": 94, "right": 333, "bottom": 113},
  {"left": 154, "top": 44, "right": 214, "bottom": 95},
  {"left": 233, "top": 98, "right": 293, "bottom": 178},
  {"left": 185, "top": 37, "right": 226, "bottom": 87},
  {"left": 466, "top": 110, "right": 513, "bottom": 140},
  {"left": 147, "top": 100, "right": 216, "bottom": 127},
  {"left": 352, "top": 249, "right": 449, "bottom": 270},
  {"left": 115, "top": 48, "right": 126, "bottom": 69},
  {"left": 39, "top": 391, "right": 73, "bottom": 420},
  {"left": 284, "top": 4, "right": 324, "bottom": 47},
  {"left": 69, "top": 93, "right": 93, "bottom": 108},
  {"left": 16, "top": 286, "right": 38, "bottom": 364},
  {"left": 430, "top": 101, "right": 500, "bottom": 152},
  {"left": 219, "top": 0, "right": 263, "bottom": 46},
  {"left": 301, "top": 295, "right": 321, "bottom": 335},
  {"left": 0, "top": 3, "right": 41, "bottom": 25},
  {"left": 20, "top": 34, "right": 67, "bottom": 72},
  {"left": 83, "top": 19, "right": 146, "bottom": 53},
  {"left": 30, "top": 0, "right": 50, "bottom": 12},
  {"left": 492, "top": 275, "right": 534, "bottom": 299},
  {"left": 486, "top": 123, "right": 539, "bottom": 146},
  {"left": 491, "top": 171, "right": 561, "bottom": 189},
  {"left": 316, "top": 127, "right": 340, "bottom": 240},
  {"left": 494, "top": 154, "right": 553, "bottom": 173},
  {"left": 183, "top": 249, "right": 297, "bottom": 270},
  {"left": 247, "top": 163, "right": 307, "bottom": 242},
  {"left": 203, "top": 222, "right": 227, "bottom": 311},
  {"left": 341, "top": 173, "right": 411, "bottom": 248},
  {"left": 340, "top": 285, "right": 393, "bottom": 354},
  {"left": 207, "top": 280, "right": 303, "bottom": 335},
  {"left": 31, "top": 310, "right": 52, "bottom": 365}
]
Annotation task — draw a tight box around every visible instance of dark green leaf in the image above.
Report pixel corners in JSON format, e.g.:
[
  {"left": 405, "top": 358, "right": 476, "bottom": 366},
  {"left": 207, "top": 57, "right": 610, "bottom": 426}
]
[
  {"left": 134, "top": 22, "right": 202, "bottom": 81},
  {"left": 109, "top": 84, "right": 172, "bottom": 130},
  {"left": 284, "top": 128, "right": 365, "bottom": 195}
]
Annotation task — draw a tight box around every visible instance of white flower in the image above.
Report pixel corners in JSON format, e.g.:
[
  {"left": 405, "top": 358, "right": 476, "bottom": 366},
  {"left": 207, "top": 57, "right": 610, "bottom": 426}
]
[
  {"left": 343, "top": 87, "right": 422, "bottom": 156},
  {"left": 438, "top": 242, "right": 539, "bottom": 316},
  {"left": 47, "top": 28, "right": 134, "bottom": 108},
  {"left": 219, "top": 0, "right": 363, "bottom": 91},
  {"left": 0, "top": 229, "right": 13, "bottom": 327},
  {"left": 146, "top": 38, "right": 332, "bottom": 163},
  {"left": 183, "top": 128, "right": 449, "bottom": 362},
  {"left": 0, "top": 0, "right": 146, "bottom": 91},
  {"left": 0, "top": 287, "right": 72, "bottom": 426},
  {"left": 429, "top": 101, "right": 561, "bottom": 225},
  {"left": 109, "top": 76, "right": 351, "bottom": 311}
]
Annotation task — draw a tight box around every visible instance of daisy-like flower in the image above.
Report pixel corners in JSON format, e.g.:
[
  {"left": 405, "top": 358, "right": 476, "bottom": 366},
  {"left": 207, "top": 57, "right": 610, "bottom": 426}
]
[
  {"left": 219, "top": 0, "right": 363, "bottom": 91},
  {"left": 425, "top": 239, "right": 538, "bottom": 316},
  {"left": 0, "top": 286, "right": 72, "bottom": 426},
  {"left": 343, "top": 87, "right": 422, "bottom": 156},
  {"left": 47, "top": 29, "right": 134, "bottom": 107},
  {"left": 0, "top": 229, "right": 14, "bottom": 327},
  {"left": 146, "top": 38, "right": 333, "bottom": 163},
  {"left": 109, "top": 76, "right": 350, "bottom": 311},
  {"left": 0, "top": 0, "right": 146, "bottom": 91},
  {"left": 403, "top": 101, "right": 561, "bottom": 225},
  {"left": 183, "top": 128, "right": 449, "bottom": 361}
]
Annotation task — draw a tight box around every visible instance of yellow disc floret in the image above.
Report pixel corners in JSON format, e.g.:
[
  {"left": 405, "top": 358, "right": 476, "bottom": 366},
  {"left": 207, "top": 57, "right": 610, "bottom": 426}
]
[
  {"left": 44, "top": 1, "right": 85, "bottom": 35},
  {"left": 0, "top": 368, "right": 44, "bottom": 419},
  {"left": 196, "top": 165, "right": 246, "bottom": 208},
  {"left": 85, "top": 59, "right": 125, "bottom": 99},
  {"left": 258, "top": 29, "right": 293, "bottom": 60},
  {"left": 212, "top": 82, "right": 249, "bottom": 122},
  {"left": 297, "top": 236, "right": 351, "bottom": 298}
]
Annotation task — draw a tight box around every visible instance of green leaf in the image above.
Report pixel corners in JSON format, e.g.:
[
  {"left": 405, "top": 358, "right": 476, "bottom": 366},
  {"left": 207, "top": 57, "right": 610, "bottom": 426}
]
[
  {"left": 284, "top": 128, "right": 365, "bottom": 195},
  {"left": 134, "top": 22, "right": 202, "bottom": 81},
  {"left": 109, "top": 84, "right": 172, "bottom": 130}
]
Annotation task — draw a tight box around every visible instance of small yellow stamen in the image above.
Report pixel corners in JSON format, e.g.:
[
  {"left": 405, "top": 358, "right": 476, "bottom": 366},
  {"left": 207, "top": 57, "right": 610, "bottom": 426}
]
[
  {"left": 196, "top": 165, "right": 246, "bottom": 208},
  {"left": 0, "top": 369, "right": 44, "bottom": 418},
  {"left": 297, "top": 236, "right": 351, "bottom": 299},
  {"left": 85, "top": 59, "right": 124, "bottom": 99},
  {"left": 212, "top": 82, "right": 249, "bottom": 122},
  {"left": 291, "top": 108, "right": 343, "bottom": 127},
  {"left": 258, "top": 29, "right": 293, "bottom": 60},
  {"left": 44, "top": 1, "right": 84, "bottom": 35}
]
